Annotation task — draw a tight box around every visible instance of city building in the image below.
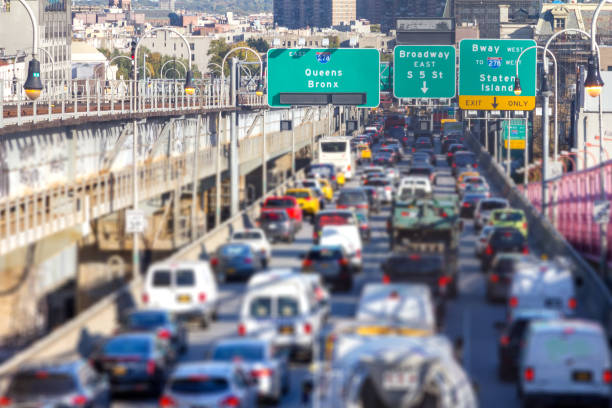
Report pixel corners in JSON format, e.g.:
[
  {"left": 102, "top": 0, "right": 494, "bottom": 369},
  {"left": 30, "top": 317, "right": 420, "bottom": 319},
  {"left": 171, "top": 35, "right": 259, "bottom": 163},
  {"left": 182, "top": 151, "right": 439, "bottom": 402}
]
[
  {"left": 108, "top": 0, "right": 130, "bottom": 11},
  {"left": 139, "top": 32, "right": 212, "bottom": 77},
  {"left": 159, "top": 0, "right": 175, "bottom": 12},
  {"left": 273, "top": 0, "right": 356, "bottom": 29},
  {"left": 0, "top": 0, "right": 72, "bottom": 83},
  {"left": 452, "top": 0, "right": 539, "bottom": 38},
  {"left": 357, "top": 0, "right": 447, "bottom": 32}
]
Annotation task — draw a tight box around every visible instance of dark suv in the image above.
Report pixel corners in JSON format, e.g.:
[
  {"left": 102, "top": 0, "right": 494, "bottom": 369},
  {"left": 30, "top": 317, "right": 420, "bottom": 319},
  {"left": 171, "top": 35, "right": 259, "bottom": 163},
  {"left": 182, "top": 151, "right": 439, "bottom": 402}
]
[{"left": 481, "top": 227, "right": 529, "bottom": 271}]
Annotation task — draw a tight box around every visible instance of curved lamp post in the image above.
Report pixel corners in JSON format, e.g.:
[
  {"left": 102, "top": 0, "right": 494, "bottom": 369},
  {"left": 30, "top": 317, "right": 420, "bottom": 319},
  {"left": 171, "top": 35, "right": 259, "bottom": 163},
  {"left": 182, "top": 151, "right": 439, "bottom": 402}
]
[
  {"left": 134, "top": 27, "right": 194, "bottom": 94},
  {"left": 221, "top": 46, "right": 264, "bottom": 97},
  {"left": 15, "top": 0, "right": 43, "bottom": 100},
  {"left": 164, "top": 67, "right": 183, "bottom": 79},
  {"left": 160, "top": 59, "right": 187, "bottom": 79}
]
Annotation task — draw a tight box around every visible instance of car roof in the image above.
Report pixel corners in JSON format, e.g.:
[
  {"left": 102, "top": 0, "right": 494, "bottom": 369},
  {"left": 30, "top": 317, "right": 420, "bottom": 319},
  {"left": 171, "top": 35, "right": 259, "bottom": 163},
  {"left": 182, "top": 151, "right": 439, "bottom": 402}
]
[
  {"left": 529, "top": 318, "right": 603, "bottom": 334},
  {"left": 247, "top": 269, "right": 302, "bottom": 288},
  {"left": 317, "top": 209, "right": 355, "bottom": 216},
  {"left": 108, "top": 332, "right": 156, "bottom": 342},
  {"left": 16, "top": 358, "right": 85, "bottom": 374},
  {"left": 286, "top": 188, "right": 312, "bottom": 193},
  {"left": 213, "top": 337, "right": 269, "bottom": 349},
  {"left": 171, "top": 361, "right": 236, "bottom": 378},
  {"left": 511, "top": 308, "right": 562, "bottom": 321},
  {"left": 150, "top": 260, "right": 208, "bottom": 269},
  {"left": 310, "top": 244, "right": 344, "bottom": 251},
  {"left": 480, "top": 197, "right": 508, "bottom": 203},
  {"left": 233, "top": 228, "right": 265, "bottom": 235}
]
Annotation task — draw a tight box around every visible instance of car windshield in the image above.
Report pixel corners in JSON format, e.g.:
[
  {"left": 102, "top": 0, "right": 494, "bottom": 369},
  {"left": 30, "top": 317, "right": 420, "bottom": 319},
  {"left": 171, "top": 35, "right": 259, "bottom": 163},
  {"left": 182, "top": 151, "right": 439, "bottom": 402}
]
[
  {"left": 170, "top": 377, "right": 229, "bottom": 394},
  {"left": 454, "top": 153, "right": 476, "bottom": 166},
  {"left": 481, "top": 201, "right": 507, "bottom": 211},
  {"left": 7, "top": 373, "right": 76, "bottom": 397},
  {"left": 212, "top": 344, "right": 265, "bottom": 362},
  {"left": 287, "top": 191, "right": 310, "bottom": 199},
  {"left": 308, "top": 247, "right": 343, "bottom": 260},
  {"left": 104, "top": 337, "right": 151, "bottom": 356},
  {"left": 338, "top": 191, "right": 367, "bottom": 204},
  {"left": 265, "top": 198, "right": 293, "bottom": 208},
  {"left": 233, "top": 232, "right": 263, "bottom": 240},
  {"left": 321, "top": 142, "right": 347, "bottom": 153},
  {"left": 494, "top": 211, "right": 523, "bottom": 222},
  {"left": 128, "top": 312, "right": 168, "bottom": 328}
]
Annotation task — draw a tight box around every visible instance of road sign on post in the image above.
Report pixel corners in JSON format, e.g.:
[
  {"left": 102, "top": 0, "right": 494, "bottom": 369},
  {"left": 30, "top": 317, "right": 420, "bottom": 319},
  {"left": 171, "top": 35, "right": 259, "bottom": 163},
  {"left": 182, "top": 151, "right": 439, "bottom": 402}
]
[
  {"left": 501, "top": 119, "right": 527, "bottom": 149},
  {"left": 393, "top": 45, "right": 456, "bottom": 99},
  {"left": 125, "top": 210, "right": 146, "bottom": 234},
  {"left": 380, "top": 62, "right": 392, "bottom": 93},
  {"left": 459, "top": 39, "right": 536, "bottom": 111},
  {"left": 267, "top": 48, "right": 380, "bottom": 108}
]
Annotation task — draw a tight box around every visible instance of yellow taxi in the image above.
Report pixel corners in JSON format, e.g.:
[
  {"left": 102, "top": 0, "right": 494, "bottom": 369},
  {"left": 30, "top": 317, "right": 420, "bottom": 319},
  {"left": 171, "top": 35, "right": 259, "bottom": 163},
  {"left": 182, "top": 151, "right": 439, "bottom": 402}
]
[
  {"left": 336, "top": 172, "right": 346, "bottom": 186},
  {"left": 285, "top": 188, "right": 320, "bottom": 216},
  {"left": 357, "top": 144, "right": 372, "bottom": 161},
  {"left": 489, "top": 208, "right": 528, "bottom": 237},
  {"left": 456, "top": 171, "right": 479, "bottom": 192},
  {"left": 318, "top": 178, "right": 334, "bottom": 201}
]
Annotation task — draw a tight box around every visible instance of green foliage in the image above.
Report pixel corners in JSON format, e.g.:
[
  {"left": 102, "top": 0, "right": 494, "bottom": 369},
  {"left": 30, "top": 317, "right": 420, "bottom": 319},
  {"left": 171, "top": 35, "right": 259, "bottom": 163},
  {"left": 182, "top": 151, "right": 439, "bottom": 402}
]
[
  {"left": 246, "top": 38, "right": 270, "bottom": 53},
  {"left": 370, "top": 24, "right": 381, "bottom": 33},
  {"left": 328, "top": 36, "right": 340, "bottom": 49},
  {"left": 380, "top": 52, "right": 393, "bottom": 62},
  {"left": 207, "top": 39, "right": 263, "bottom": 77},
  {"left": 103, "top": 47, "right": 200, "bottom": 80}
]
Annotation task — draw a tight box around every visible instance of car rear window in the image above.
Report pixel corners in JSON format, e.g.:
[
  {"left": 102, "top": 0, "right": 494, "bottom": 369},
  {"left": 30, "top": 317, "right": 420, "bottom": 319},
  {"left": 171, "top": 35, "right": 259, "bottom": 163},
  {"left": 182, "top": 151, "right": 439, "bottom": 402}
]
[
  {"left": 261, "top": 211, "right": 287, "bottom": 221},
  {"left": 170, "top": 377, "right": 229, "bottom": 394},
  {"left": 491, "top": 230, "right": 525, "bottom": 246},
  {"left": 212, "top": 345, "right": 264, "bottom": 362},
  {"left": 308, "top": 248, "right": 343, "bottom": 260},
  {"left": 338, "top": 191, "right": 367, "bottom": 204},
  {"left": 494, "top": 211, "right": 523, "bottom": 222},
  {"left": 176, "top": 269, "right": 195, "bottom": 286},
  {"left": 532, "top": 332, "right": 604, "bottom": 364},
  {"left": 481, "top": 201, "right": 507, "bottom": 211},
  {"left": 410, "top": 167, "right": 432, "bottom": 176},
  {"left": 264, "top": 198, "right": 293, "bottom": 208},
  {"left": 104, "top": 337, "right": 151, "bottom": 355},
  {"left": 494, "top": 258, "right": 519, "bottom": 274},
  {"left": 128, "top": 312, "right": 168, "bottom": 328},
  {"left": 318, "top": 214, "right": 354, "bottom": 226},
  {"left": 233, "top": 232, "right": 262, "bottom": 240},
  {"left": 287, "top": 191, "right": 310, "bottom": 199},
  {"left": 454, "top": 153, "right": 476, "bottom": 166},
  {"left": 249, "top": 297, "right": 272, "bottom": 319},
  {"left": 152, "top": 270, "right": 171, "bottom": 287},
  {"left": 220, "top": 245, "right": 249, "bottom": 257},
  {"left": 278, "top": 297, "right": 299, "bottom": 317},
  {"left": 385, "top": 255, "right": 443, "bottom": 275},
  {"left": 321, "top": 142, "right": 347, "bottom": 153},
  {"left": 8, "top": 373, "right": 76, "bottom": 397},
  {"left": 367, "top": 179, "right": 391, "bottom": 187},
  {"left": 302, "top": 181, "right": 317, "bottom": 188}
]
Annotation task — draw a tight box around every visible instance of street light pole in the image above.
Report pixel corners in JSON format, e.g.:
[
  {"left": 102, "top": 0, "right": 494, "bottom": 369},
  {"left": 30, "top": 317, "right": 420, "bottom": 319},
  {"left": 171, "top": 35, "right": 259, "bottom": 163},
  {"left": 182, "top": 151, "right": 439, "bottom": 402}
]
[{"left": 541, "top": 72, "right": 553, "bottom": 217}]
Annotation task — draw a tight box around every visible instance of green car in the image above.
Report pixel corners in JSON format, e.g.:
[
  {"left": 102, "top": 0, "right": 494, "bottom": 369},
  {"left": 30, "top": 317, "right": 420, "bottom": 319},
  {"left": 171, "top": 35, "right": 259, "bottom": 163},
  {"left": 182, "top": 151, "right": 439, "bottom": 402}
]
[{"left": 489, "top": 209, "right": 528, "bottom": 237}]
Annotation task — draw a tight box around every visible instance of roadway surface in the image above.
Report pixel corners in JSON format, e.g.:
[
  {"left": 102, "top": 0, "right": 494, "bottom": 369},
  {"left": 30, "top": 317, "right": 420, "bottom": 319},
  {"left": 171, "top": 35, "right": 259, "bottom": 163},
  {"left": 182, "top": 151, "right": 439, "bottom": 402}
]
[{"left": 113, "top": 138, "right": 519, "bottom": 407}]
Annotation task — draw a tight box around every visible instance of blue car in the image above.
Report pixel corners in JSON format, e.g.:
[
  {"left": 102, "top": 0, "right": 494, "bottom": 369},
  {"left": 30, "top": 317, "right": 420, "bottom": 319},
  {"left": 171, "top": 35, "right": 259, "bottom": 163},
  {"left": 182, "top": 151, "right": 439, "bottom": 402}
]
[{"left": 211, "top": 243, "right": 264, "bottom": 282}]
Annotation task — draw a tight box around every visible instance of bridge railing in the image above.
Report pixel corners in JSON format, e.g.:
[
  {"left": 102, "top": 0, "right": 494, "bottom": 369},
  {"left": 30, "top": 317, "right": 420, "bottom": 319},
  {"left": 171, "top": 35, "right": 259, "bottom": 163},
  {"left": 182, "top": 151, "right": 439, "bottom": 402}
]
[{"left": 0, "top": 79, "right": 267, "bottom": 128}]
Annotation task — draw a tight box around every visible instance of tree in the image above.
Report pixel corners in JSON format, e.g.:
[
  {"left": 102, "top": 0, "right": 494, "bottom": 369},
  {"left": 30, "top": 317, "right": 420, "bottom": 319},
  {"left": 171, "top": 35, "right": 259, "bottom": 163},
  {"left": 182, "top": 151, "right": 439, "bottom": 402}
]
[
  {"left": 370, "top": 24, "right": 381, "bottom": 33},
  {"left": 328, "top": 36, "right": 340, "bottom": 48},
  {"left": 247, "top": 37, "right": 270, "bottom": 53},
  {"left": 380, "top": 52, "right": 393, "bottom": 63},
  {"left": 207, "top": 39, "right": 263, "bottom": 77}
]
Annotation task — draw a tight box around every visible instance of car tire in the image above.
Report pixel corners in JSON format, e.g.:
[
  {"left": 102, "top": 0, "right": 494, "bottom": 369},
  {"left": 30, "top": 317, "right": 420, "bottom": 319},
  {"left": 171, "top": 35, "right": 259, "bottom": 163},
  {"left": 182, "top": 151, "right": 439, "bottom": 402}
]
[{"left": 282, "top": 377, "right": 290, "bottom": 395}]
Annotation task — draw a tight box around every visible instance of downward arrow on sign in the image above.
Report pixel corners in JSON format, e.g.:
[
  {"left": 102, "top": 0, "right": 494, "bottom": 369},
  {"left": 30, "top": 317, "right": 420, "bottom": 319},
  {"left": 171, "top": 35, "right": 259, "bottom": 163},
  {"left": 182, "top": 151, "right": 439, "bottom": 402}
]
[
  {"left": 492, "top": 96, "right": 499, "bottom": 109},
  {"left": 421, "top": 81, "right": 428, "bottom": 94}
]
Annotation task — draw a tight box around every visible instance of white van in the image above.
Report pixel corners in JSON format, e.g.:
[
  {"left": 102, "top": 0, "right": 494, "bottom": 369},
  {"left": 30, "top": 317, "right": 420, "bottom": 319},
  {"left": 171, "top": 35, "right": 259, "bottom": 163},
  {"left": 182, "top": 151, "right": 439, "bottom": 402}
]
[
  {"left": 508, "top": 260, "right": 577, "bottom": 318},
  {"left": 319, "top": 225, "right": 363, "bottom": 271},
  {"left": 399, "top": 176, "right": 433, "bottom": 194},
  {"left": 143, "top": 261, "right": 218, "bottom": 327},
  {"left": 318, "top": 136, "right": 355, "bottom": 179},
  {"left": 238, "top": 269, "right": 326, "bottom": 361},
  {"left": 356, "top": 283, "right": 436, "bottom": 332},
  {"left": 519, "top": 319, "right": 611, "bottom": 408}
]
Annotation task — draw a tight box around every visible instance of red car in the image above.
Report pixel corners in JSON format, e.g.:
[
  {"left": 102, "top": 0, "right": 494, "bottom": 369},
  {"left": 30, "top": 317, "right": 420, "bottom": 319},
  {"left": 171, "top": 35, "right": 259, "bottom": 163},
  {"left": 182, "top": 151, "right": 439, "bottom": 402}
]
[{"left": 261, "top": 196, "right": 303, "bottom": 229}]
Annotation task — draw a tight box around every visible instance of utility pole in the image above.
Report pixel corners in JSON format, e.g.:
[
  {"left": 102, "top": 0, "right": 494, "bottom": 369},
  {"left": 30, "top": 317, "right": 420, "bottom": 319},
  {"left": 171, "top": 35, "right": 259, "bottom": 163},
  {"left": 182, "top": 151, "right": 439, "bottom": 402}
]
[{"left": 230, "top": 57, "right": 239, "bottom": 216}]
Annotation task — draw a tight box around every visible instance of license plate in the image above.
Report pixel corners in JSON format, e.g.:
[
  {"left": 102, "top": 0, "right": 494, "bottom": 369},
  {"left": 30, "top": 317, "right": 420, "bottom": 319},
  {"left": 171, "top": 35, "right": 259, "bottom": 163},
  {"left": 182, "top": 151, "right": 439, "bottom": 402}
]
[
  {"left": 177, "top": 294, "right": 191, "bottom": 303},
  {"left": 268, "top": 224, "right": 277, "bottom": 229},
  {"left": 278, "top": 325, "right": 294, "bottom": 334},
  {"left": 572, "top": 371, "right": 592, "bottom": 382},
  {"left": 113, "top": 365, "right": 127, "bottom": 376},
  {"left": 227, "top": 268, "right": 235, "bottom": 274},
  {"left": 382, "top": 370, "right": 417, "bottom": 390}
]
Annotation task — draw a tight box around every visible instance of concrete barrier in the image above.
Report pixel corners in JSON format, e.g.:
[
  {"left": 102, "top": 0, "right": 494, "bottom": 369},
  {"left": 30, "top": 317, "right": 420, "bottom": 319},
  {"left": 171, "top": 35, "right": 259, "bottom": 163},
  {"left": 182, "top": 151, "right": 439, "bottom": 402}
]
[
  {"left": 465, "top": 132, "right": 612, "bottom": 337},
  {"left": 0, "top": 169, "right": 306, "bottom": 379}
]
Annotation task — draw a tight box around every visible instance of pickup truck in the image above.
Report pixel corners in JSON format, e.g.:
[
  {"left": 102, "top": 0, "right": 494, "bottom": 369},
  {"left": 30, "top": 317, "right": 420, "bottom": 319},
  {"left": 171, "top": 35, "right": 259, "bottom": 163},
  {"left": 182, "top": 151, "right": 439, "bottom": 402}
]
[{"left": 388, "top": 196, "right": 459, "bottom": 250}]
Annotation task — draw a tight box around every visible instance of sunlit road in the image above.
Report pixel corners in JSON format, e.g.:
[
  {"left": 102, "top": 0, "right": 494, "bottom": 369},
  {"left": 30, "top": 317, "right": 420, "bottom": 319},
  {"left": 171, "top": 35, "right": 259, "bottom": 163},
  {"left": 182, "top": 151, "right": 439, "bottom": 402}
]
[{"left": 113, "top": 137, "right": 521, "bottom": 407}]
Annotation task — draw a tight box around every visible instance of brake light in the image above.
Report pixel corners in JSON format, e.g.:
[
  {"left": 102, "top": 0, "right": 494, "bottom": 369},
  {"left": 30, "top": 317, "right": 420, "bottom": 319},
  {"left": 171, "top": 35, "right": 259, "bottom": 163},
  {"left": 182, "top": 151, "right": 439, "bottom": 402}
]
[
  {"left": 473, "top": 163, "right": 478, "bottom": 168},
  {"left": 244, "top": 257, "right": 253, "bottom": 264},
  {"left": 337, "top": 204, "right": 348, "bottom": 209},
  {"left": 331, "top": 175, "right": 336, "bottom": 181},
  {"left": 313, "top": 232, "right": 318, "bottom": 240},
  {"left": 452, "top": 163, "right": 457, "bottom": 168},
  {"left": 522, "top": 246, "right": 529, "bottom": 255},
  {"left": 524, "top": 367, "right": 534, "bottom": 382},
  {"left": 604, "top": 370, "right": 612, "bottom": 384},
  {"left": 384, "top": 186, "right": 391, "bottom": 191},
  {"left": 447, "top": 152, "right": 453, "bottom": 156},
  {"left": 441, "top": 212, "right": 448, "bottom": 218},
  {"left": 302, "top": 259, "right": 313, "bottom": 268},
  {"left": 509, "top": 296, "right": 518, "bottom": 308},
  {"left": 146, "top": 360, "right": 156, "bottom": 375},
  {"left": 211, "top": 258, "right": 219, "bottom": 267},
  {"left": 522, "top": 222, "right": 527, "bottom": 230},
  {"left": 72, "top": 395, "right": 88, "bottom": 406},
  {"left": 438, "top": 276, "right": 452, "bottom": 288},
  {"left": 0, "top": 397, "right": 11, "bottom": 407},
  {"left": 401, "top": 211, "right": 409, "bottom": 216},
  {"left": 485, "top": 245, "right": 493, "bottom": 256},
  {"left": 338, "top": 258, "right": 349, "bottom": 266},
  {"left": 304, "top": 323, "right": 312, "bottom": 334},
  {"left": 221, "top": 396, "right": 241, "bottom": 407},
  {"left": 251, "top": 368, "right": 274, "bottom": 378},
  {"left": 238, "top": 323, "right": 246, "bottom": 336},
  {"left": 159, "top": 395, "right": 176, "bottom": 407},
  {"left": 500, "top": 335, "right": 510, "bottom": 346},
  {"left": 462, "top": 202, "right": 471, "bottom": 208},
  {"left": 158, "top": 329, "right": 171, "bottom": 340},
  {"left": 198, "top": 292, "right": 207, "bottom": 303},
  {"left": 356, "top": 249, "right": 361, "bottom": 258},
  {"left": 347, "top": 165, "right": 351, "bottom": 171},
  {"left": 382, "top": 274, "right": 390, "bottom": 284},
  {"left": 489, "top": 274, "right": 499, "bottom": 283},
  {"left": 568, "top": 297, "right": 577, "bottom": 309}
]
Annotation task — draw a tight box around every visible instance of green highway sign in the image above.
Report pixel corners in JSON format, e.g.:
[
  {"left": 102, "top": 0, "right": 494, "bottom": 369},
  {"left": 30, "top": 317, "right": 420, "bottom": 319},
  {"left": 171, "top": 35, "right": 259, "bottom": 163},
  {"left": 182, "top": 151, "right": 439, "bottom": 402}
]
[
  {"left": 393, "top": 45, "right": 456, "bottom": 99},
  {"left": 459, "top": 39, "right": 536, "bottom": 111},
  {"left": 501, "top": 119, "right": 527, "bottom": 149},
  {"left": 380, "top": 62, "right": 392, "bottom": 93},
  {"left": 267, "top": 48, "right": 380, "bottom": 108}
]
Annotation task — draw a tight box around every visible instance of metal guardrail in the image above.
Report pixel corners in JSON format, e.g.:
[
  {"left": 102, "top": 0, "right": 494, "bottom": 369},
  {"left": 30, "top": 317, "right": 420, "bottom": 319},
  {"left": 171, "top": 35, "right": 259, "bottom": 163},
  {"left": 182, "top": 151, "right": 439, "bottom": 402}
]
[
  {"left": 465, "top": 131, "right": 612, "bottom": 338},
  {"left": 0, "top": 79, "right": 267, "bottom": 128}
]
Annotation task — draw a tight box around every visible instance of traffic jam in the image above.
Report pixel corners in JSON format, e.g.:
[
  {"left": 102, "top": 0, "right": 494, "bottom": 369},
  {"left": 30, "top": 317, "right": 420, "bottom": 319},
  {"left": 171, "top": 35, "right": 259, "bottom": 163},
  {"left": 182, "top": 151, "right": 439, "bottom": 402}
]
[{"left": 2, "top": 115, "right": 611, "bottom": 408}]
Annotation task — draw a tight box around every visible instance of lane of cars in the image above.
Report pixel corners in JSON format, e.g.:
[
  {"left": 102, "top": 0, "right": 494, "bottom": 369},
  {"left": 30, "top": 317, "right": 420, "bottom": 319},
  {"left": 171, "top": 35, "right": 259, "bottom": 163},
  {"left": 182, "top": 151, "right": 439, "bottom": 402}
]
[{"left": 2, "top": 114, "right": 611, "bottom": 408}]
